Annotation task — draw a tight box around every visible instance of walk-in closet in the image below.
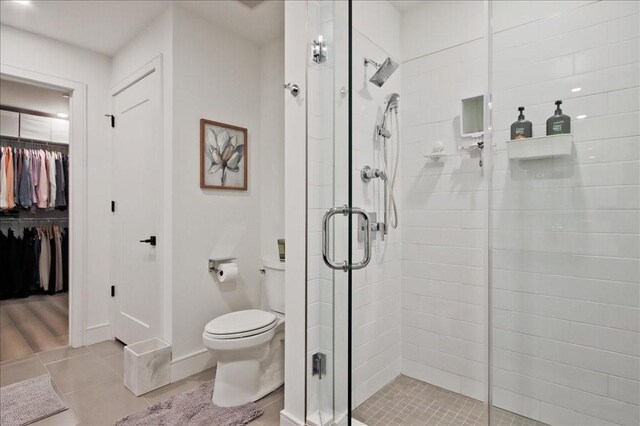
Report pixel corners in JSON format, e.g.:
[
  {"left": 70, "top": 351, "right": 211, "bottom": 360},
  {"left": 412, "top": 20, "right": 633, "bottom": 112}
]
[{"left": 0, "top": 78, "right": 71, "bottom": 362}]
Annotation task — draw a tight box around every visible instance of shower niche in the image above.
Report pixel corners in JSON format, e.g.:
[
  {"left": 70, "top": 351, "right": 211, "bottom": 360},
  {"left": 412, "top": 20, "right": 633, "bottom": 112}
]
[{"left": 460, "top": 95, "right": 484, "bottom": 137}]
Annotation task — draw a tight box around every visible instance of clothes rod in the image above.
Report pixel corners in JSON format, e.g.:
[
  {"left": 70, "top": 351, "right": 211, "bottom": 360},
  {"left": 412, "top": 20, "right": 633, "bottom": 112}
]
[
  {"left": 0, "top": 137, "right": 69, "bottom": 151},
  {"left": 0, "top": 217, "right": 69, "bottom": 222}
]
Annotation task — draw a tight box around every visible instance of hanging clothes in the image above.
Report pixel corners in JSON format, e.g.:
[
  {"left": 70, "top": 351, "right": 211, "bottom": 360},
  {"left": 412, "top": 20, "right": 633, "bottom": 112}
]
[
  {"left": 0, "top": 146, "right": 68, "bottom": 212},
  {"left": 18, "top": 150, "right": 32, "bottom": 208},
  {"left": 55, "top": 154, "right": 66, "bottom": 209},
  {"left": 0, "top": 147, "right": 6, "bottom": 210},
  {"left": 7, "top": 148, "right": 15, "bottom": 210},
  {"left": 0, "top": 225, "right": 68, "bottom": 300},
  {"left": 37, "top": 150, "right": 48, "bottom": 209},
  {"left": 38, "top": 227, "right": 51, "bottom": 291},
  {"left": 47, "top": 151, "right": 56, "bottom": 209},
  {"left": 54, "top": 226, "right": 63, "bottom": 292}
]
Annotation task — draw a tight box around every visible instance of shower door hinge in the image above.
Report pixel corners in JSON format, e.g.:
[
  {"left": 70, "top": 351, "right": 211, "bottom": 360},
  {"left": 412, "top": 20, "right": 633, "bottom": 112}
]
[
  {"left": 111, "top": 285, "right": 115, "bottom": 297},
  {"left": 312, "top": 36, "right": 327, "bottom": 64},
  {"left": 312, "top": 352, "right": 326, "bottom": 379},
  {"left": 111, "top": 201, "right": 115, "bottom": 212},
  {"left": 105, "top": 114, "right": 115, "bottom": 128}
]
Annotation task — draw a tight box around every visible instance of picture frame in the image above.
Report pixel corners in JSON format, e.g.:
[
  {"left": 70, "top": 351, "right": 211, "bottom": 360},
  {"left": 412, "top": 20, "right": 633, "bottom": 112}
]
[{"left": 200, "top": 119, "right": 248, "bottom": 190}]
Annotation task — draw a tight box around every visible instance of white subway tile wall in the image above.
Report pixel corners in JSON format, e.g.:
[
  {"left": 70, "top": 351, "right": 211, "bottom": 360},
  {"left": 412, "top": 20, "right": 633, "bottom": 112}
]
[
  {"left": 351, "top": 14, "right": 403, "bottom": 405},
  {"left": 490, "top": 2, "right": 639, "bottom": 425},
  {"left": 400, "top": 35, "right": 489, "bottom": 404},
  {"left": 399, "top": 1, "right": 639, "bottom": 425}
]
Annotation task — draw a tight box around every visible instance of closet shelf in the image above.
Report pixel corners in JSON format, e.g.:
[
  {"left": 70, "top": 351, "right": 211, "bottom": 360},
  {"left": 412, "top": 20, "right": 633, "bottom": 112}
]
[{"left": 506, "top": 134, "right": 572, "bottom": 160}]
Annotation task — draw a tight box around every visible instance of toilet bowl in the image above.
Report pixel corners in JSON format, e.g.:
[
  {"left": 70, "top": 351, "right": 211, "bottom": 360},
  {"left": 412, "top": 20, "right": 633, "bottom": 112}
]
[{"left": 203, "top": 257, "right": 285, "bottom": 407}]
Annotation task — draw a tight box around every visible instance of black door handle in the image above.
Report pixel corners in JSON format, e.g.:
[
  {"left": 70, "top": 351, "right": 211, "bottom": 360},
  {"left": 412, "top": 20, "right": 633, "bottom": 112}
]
[{"left": 140, "top": 236, "right": 157, "bottom": 246}]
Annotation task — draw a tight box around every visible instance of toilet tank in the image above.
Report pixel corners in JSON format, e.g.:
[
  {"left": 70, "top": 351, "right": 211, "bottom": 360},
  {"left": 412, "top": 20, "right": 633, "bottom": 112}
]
[{"left": 262, "top": 256, "right": 285, "bottom": 314}]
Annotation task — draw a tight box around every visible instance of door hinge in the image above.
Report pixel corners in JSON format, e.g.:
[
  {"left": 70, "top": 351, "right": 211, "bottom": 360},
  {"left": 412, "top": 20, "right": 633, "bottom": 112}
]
[
  {"left": 111, "top": 201, "right": 115, "bottom": 212},
  {"left": 312, "top": 352, "right": 326, "bottom": 379},
  {"left": 312, "top": 36, "right": 327, "bottom": 64},
  {"left": 105, "top": 114, "right": 115, "bottom": 128},
  {"left": 111, "top": 285, "right": 115, "bottom": 297}
]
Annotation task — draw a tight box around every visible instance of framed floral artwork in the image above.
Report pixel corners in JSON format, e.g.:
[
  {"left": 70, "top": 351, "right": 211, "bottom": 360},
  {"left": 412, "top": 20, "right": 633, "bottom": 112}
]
[{"left": 200, "top": 119, "right": 247, "bottom": 190}]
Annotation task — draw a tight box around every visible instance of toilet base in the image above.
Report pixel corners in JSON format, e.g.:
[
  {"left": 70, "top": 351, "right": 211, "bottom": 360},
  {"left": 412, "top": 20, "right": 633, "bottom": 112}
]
[{"left": 211, "top": 329, "right": 284, "bottom": 407}]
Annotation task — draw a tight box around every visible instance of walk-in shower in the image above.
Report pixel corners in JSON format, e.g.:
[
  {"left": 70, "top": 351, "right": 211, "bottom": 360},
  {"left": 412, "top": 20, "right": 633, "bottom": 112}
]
[{"left": 307, "top": 1, "right": 639, "bottom": 425}]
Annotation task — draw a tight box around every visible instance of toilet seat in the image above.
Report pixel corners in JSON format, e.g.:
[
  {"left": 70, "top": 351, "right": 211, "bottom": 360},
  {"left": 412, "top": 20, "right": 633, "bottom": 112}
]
[{"left": 204, "top": 309, "right": 277, "bottom": 340}]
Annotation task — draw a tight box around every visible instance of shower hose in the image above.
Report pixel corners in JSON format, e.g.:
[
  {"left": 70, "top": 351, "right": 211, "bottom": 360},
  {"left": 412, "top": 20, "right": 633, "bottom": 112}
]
[{"left": 380, "top": 109, "right": 399, "bottom": 231}]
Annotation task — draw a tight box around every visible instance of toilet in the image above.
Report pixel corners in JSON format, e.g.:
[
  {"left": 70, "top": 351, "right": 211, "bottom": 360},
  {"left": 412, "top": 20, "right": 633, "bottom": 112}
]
[{"left": 202, "top": 256, "right": 285, "bottom": 407}]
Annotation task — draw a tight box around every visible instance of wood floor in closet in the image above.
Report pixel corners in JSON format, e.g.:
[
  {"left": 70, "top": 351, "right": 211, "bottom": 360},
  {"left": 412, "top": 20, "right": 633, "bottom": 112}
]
[{"left": 0, "top": 293, "right": 68, "bottom": 362}]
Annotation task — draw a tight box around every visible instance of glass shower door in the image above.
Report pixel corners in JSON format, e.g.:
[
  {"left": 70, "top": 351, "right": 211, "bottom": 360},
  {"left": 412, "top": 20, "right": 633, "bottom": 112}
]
[{"left": 306, "top": 1, "right": 353, "bottom": 425}]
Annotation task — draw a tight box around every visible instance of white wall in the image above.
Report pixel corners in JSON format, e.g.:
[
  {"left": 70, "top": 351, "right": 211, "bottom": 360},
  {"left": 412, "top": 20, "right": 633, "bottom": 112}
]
[
  {"left": 170, "top": 5, "right": 263, "bottom": 362},
  {"left": 399, "top": 1, "right": 488, "bottom": 401},
  {"left": 351, "top": 0, "right": 403, "bottom": 407},
  {"left": 283, "top": 0, "right": 308, "bottom": 423},
  {"left": 0, "top": 25, "right": 113, "bottom": 340},
  {"left": 260, "top": 38, "right": 285, "bottom": 261},
  {"left": 490, "top": 1, "right": 639, "bottom": 425}
]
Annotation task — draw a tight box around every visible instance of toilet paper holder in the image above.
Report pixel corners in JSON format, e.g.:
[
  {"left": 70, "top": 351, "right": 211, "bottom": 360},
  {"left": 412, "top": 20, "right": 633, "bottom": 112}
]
[{"left": 208, "top": 257, "right": 236, "bottom": 273}]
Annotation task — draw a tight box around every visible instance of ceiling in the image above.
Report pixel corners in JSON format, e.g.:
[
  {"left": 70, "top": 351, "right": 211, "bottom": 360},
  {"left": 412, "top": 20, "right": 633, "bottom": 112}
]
[
  {"left": 178, "top": 1, "right": 283, "bottom": 46},
  {"left": 0, "top": 0, "right": 284, "bottom": 56},
  {"left": 389, "top": 0, "right": 422, "bottom": 13}
]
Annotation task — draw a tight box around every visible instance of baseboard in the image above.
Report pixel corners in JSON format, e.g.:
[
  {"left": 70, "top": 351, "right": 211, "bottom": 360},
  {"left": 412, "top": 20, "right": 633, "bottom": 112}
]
[
  {"left": 170, "top": 348, "right": 216, "bottom": 382},
  {"left": 84, "top": 323, "right": 112, "bottom": 346},
  {"left": 280, "top": 410, "right": 304, "bottom": 426}
]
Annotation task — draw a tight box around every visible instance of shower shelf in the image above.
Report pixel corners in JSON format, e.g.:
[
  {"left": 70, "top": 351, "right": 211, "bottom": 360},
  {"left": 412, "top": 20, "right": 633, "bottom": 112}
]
[
  {"left": 424, "top": 152, "right": 455, "bottom": 160},
  {"left": 507, "top": 134, "right": 572, "bottom": 160}
]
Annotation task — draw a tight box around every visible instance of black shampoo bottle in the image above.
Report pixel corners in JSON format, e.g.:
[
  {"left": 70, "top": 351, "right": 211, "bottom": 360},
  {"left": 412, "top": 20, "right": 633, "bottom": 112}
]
[
  {"left": 511, "top": 107, "right": 532, "bottom": 140},
  {"left": 546, "top": 100, "right": 571, "bottom": 135}
]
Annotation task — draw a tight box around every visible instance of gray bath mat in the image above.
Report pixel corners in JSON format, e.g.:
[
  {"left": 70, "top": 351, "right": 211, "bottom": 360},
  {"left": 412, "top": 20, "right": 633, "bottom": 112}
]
[
  {"left": 0, "top": 374, "right": 67, "bottom": 426},
  {"left": 115, "top": 381, "right": 263, "bottom": 426}
]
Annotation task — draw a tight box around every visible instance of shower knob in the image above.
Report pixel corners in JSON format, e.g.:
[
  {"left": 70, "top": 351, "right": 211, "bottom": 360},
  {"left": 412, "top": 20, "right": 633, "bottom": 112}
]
[
  {"left": 361, "top": 166, "right": 385, "bottom": 182},
  {"left": 283, "top": 82, "right": 299, "bottom": 97}
]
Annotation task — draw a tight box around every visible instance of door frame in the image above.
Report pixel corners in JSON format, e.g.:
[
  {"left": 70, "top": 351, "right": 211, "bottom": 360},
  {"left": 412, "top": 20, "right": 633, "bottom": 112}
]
[
  {"left": 109, "top": 56, "right": 168, "bottom": 345},
  {"left": 1, "top": 64, "right": 89, "bottom": 349}
]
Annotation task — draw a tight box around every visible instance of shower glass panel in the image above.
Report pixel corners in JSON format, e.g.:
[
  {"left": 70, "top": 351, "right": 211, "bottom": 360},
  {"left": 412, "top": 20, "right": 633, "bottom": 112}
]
[
  {"left": 306, "top": 1, "right": 350, "bottom": 425},
  {"left": 489, "top": 2, "right": 640, "bottom": 425}
]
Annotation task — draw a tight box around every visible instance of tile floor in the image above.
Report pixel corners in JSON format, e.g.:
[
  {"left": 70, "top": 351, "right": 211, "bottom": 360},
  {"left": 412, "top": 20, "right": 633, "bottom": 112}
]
[
  {"left": 352, "top": 375, "right": 548, "bottom": 426},
  {"left": 0, "top": 340, "right": 283, "bottom": 426},
  {"left": 0, "top": 294, "right": 69, "bottom": 362}
]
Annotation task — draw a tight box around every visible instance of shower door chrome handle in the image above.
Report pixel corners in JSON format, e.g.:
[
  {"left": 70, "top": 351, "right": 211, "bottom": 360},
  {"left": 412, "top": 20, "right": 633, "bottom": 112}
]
[
  {"left": 322, "top": 205, "right": 371, "bottom": 271},
  {"left": 322, "top": 206, "right": 349, "bottom": 271}
]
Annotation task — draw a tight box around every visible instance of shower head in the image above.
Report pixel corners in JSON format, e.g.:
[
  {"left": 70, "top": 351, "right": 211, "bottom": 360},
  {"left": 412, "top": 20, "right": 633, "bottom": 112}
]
[
  {"left": 383, "top": 93, "right": 400, "bottom": 115},
  {"left": 365, "top": 57, "right": 399, "bottom": 87},
  {"left": 379, "top": 93, "right": 400, "bottom": 133}
]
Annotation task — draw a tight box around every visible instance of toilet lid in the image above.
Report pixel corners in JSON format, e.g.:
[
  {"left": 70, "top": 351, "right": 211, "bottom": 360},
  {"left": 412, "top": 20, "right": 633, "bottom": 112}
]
[{"left": 205, "top": 309, "right": 277, "bottom": 338}]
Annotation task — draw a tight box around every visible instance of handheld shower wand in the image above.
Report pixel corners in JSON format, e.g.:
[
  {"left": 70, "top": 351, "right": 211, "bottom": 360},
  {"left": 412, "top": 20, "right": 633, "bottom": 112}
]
[{"left": 368, "top": 93, "right": 400, "bottom": 241}]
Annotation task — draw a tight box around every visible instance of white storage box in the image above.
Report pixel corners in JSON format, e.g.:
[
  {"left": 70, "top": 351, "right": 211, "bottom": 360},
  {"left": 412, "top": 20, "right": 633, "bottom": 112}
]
[
  {"left": 0, "top": 110, "right": 19, "bottom": 138},
  {"left": 124, "top": 338, "right": 171, "bottom": 396}
]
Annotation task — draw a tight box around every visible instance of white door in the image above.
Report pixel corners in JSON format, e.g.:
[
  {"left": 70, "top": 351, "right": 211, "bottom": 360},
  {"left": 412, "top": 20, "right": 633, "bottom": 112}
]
[{"left": 112, "top": 67, "right": 162, "bottom": 344}]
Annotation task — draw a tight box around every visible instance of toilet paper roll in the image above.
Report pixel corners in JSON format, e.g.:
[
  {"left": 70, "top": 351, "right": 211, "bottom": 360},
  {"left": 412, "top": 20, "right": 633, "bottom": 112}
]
[{"left": 217, "top": 263, "right": 238, "bottom": 283}]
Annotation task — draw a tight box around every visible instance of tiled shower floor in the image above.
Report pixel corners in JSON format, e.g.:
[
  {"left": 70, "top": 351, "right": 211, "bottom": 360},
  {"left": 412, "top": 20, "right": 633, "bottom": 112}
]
[{"left": 353, "top": 375, "right": 548, "bottom": 426}]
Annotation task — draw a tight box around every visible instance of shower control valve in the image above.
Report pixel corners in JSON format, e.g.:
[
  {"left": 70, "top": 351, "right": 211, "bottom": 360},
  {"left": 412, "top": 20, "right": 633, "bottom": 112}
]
[{"left": 361, "top": 165, "right": 385, "bottom": 182}]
